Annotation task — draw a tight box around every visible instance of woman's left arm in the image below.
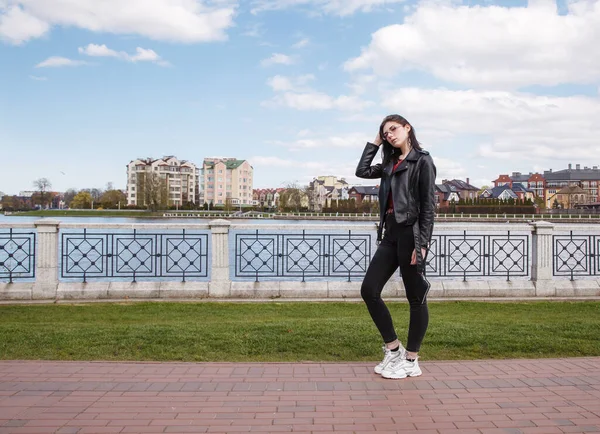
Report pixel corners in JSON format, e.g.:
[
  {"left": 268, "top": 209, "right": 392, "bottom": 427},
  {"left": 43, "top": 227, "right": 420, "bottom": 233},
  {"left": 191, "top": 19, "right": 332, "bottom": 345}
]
[{"left": 418, "top": 155, "right": 437, "bottom": 249}]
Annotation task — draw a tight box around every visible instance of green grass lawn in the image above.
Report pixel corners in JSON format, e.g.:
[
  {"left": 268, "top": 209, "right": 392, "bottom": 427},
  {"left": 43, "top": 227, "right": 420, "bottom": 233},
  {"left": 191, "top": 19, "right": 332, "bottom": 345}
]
[{"left": 0, "top": 301, "right": 598, "bottom": 362}]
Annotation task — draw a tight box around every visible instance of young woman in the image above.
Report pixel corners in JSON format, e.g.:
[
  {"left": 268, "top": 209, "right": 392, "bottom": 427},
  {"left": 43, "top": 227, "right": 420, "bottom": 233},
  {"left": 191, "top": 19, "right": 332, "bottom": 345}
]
[{"left": 355, "top": 114, "right": 436, "bottom": 379}]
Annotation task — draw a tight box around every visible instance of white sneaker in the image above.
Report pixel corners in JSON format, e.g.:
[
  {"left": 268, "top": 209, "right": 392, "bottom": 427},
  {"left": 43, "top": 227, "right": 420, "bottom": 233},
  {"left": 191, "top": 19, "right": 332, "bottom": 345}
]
[
  {"left": 374, "top": 344, "right": 406, "bottom": 374},
  {"left": 381, "top": 357, "right": 422, "bottom": 379}
]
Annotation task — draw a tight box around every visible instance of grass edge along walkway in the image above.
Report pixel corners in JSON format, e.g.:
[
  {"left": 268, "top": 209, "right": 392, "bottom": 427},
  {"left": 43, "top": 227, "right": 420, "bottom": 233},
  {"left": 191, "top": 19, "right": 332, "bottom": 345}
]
[{"left": 0, "top": 300, "right": 598, "bottom": 363}]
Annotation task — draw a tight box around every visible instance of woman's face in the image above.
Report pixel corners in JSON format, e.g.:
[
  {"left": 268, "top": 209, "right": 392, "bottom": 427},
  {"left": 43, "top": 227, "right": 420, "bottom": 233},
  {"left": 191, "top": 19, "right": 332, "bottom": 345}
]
[{"left": 382, "top": 121, "right": 410, "bottom": 148}]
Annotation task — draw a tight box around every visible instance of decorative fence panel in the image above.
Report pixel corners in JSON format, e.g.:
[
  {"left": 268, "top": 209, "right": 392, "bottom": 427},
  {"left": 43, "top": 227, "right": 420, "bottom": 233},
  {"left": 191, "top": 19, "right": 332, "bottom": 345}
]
[
  {"left": 0, "top": 229, "right": 36, "bottom": 283},
  {"left": 553, "top": 232, "right": 599, "bottom": 280},
  {"left": 234, "top": 230, "right": 372, "bottom": 282},
  {"left": 235, "top": 229, "right": 530, "bottom": 282},
  {"left": 60, "top": 229, "right": 210, "bottom": 282},
  {"left": 425, "top": 231, "right": 530, "bottom": 281}
]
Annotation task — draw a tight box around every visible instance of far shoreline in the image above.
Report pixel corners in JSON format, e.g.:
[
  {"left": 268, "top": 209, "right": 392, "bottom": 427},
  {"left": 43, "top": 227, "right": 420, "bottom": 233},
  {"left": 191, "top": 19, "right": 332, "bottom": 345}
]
[{"left": 2, "top": 209, "right": 599, "bottom": 223}]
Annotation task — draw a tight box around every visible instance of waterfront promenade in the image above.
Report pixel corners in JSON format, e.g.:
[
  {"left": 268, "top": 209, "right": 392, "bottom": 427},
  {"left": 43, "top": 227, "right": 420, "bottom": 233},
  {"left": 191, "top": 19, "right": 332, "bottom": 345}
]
[{"left": 1, "top": 358, "right": 599, "bottom": 434}]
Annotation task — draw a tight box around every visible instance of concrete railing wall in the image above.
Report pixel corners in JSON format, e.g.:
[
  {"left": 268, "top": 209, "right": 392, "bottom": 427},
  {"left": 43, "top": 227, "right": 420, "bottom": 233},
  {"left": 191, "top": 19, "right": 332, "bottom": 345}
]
[{"left": 1, "top": 219, "right": 599, "bottom": 301}]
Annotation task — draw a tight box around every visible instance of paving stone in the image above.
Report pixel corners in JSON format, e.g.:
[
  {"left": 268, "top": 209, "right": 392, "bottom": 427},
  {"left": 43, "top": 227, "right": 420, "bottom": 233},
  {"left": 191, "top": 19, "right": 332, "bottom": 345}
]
[{"left": 0, "top": 358, "right": 598, "bottom": 433}]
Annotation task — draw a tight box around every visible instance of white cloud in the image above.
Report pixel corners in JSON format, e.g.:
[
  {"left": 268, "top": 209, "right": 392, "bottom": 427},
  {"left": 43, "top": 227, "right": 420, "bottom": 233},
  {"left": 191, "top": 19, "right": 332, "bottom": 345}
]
[
  {"left": 271, "top": 91, "right": 336, "bottom": 110},
  {"left": 242, "top": 22, "right": 264, "bottom": 38},
  {"left": 28, "top": 74, "right": 47, "bottom": 80},
  {"left": 266, "top": 74, "right": 315, "bottom": 91},
  {"left": 337, "top": 113, "right": 382, "bottom": 124},
  {"left": 130, "top": 47, "right": 160, "bottom": 62},
  {"left": 78, "top": 44, "right": 170, "bottom": 66},
  {"left": 344, "top": 0, "right": 600, "bottom": 89},
  {"left": 261, "top": 53, "right": 295, "bottom": 66},
  {"left": 477, "top": 144, "right": 512, "bottom": 160},
  {"left": 266, "top": 75, "right": 293, "bottom": 91},
  {"left": 264, "top": 74, "right": 375, "bottom": 111},
  {"left": 0, "top": 3, "right": 48, "bottom": 44},
  {"left": 35, "top": 56, "right": 87, "bottom": 68},
  {"left": 0, "top": 0, "right": 235, "bottom": 45},
  {"left": 292, "top": 37, "right": 309, "bottom": 48},
  {"left": 252, "top": 156, "right": 296, "bottom": 167},
  {"left": 78, "top": 43, "right": 121, "bottom": 58},
  {"left": 252, "top": 155, "right": 361, "bottom": 186},
  {"left": 251, "top": 0, "right": 407, "bottom": 16},
  {"left": 266, "top": 91, "right": 374, "bottom": 111},
  {"left": 346, "top": 74, "right": 376, "bottom": 95},
  {"left": 267, "top": 132, "right": 371, "bottom": 150},
  {"left": 434, "top": 157, "right": 467, "bottom": 181},
  {"left": 380, "top": 87, "right": 600, "bottom": 162}
]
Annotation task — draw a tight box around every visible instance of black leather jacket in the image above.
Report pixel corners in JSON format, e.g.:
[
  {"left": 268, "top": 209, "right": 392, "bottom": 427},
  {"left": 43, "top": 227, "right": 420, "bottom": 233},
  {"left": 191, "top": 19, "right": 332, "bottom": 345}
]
[{"left": 355, "top": 142, "right": 436, "bottom": 271}]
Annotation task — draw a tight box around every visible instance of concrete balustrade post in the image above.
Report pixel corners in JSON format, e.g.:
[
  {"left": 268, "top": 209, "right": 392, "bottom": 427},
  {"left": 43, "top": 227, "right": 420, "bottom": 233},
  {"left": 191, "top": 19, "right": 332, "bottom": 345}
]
[
  {"left": 209, "top": 219, "right": 231, "bottom": 297},
  {"left": 531, "top": 221, "right": 555, "bottom": 296},
  {"left": 33, "top": 220, "right": 60, "bottom": 300}
]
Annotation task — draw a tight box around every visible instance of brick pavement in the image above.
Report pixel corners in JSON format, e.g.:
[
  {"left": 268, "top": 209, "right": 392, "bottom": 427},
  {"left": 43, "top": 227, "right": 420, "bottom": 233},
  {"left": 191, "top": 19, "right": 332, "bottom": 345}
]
[{"left": 0, "top": 358, "right": 599, "bottom": 434}]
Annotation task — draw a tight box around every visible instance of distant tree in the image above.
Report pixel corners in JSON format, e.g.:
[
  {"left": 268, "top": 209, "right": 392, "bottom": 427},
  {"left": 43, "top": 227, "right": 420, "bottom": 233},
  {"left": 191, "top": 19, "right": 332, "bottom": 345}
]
[
  {"left": 0, "top": 191, "right": 5, "bottom": 199},
  {"left": 63, "top": 189, "right": 78, "bottom": 208},
  {"left": 136, "top": 172, "right": 168, "bottom": 211},
  {"left": 552, "top": 199, "right": 559, "bottom": 209},
  {"left": 278, "top": 182, "right": 307, "bottom": 212},
  {"left": 1, "top": 195, "right": 31, "bottom": 211},
  {"left": 477, "top": 185, "right": 490, "bottom": 195},
  {"left": 100, "top": 189, "right": 127, "bottom": 209},
  {"left": 80, "top": 188, "right": 103, "bottom": 203},
  {"left": 71, "top": 191, "right": 93, "bottom": 209},
  {"left": 0, "top": 195, "right": 12, "bottom": 210},
  {"left": 534, "top": 196, "right": 545, "bottom": 209},
  {"left": 32, "top": 178, "right": 52, "bottom": 208},
  {"left": 224, "top": 197, "right": 233, "bottom": 212},
  {"left": 180, "top": 201, "right": 195, "bottom": 210},
  {"left": 31, "top": 191, "right": 57, "bottom": 209}
]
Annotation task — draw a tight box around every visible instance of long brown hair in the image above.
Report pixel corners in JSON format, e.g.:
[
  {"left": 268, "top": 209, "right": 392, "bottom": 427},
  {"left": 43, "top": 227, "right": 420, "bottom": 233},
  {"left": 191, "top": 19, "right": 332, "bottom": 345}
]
[{"left": 379, "top": 114, "right": 422, "bottom": 165}]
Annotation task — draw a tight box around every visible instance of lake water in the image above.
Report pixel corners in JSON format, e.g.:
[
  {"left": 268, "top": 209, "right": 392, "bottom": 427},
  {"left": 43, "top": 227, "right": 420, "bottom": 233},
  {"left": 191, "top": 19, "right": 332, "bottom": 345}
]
[{"left": 0, "top": 214, "right": 373, "bottom": 225}]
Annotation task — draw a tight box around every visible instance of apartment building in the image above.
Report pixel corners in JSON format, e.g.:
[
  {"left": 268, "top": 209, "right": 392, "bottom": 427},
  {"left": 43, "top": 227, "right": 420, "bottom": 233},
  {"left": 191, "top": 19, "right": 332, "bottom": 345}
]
[
  {"left": 201, "top": 158, "right": 253, "bottom": 206},
  {"left": 126, "top": 156, "right": 198, "bottom": 207},
  {"left": 544, "top": 164, "right": 600, "bottom": 208}
]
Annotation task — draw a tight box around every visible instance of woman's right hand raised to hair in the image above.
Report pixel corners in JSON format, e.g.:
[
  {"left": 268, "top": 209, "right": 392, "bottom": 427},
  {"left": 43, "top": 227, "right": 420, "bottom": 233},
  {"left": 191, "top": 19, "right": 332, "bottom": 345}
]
[{"left": 373, "top": 131, "right": 383, "bottom": 146}]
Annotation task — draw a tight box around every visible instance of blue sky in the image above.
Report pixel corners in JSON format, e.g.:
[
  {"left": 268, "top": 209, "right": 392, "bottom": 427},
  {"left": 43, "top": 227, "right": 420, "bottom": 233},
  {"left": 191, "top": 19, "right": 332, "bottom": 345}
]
[{"left": 1, "top": 0, "right": 599, "bottom": 196}]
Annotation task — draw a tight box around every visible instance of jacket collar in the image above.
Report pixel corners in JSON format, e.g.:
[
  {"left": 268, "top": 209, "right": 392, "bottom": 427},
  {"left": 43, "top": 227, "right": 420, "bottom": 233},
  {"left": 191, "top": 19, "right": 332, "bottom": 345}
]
[
  {"left": 384, "top": 147, "right": 422, "bottom": 175},
  {"left": 405, "top": 147, "right": 421, "bottom": 161}
]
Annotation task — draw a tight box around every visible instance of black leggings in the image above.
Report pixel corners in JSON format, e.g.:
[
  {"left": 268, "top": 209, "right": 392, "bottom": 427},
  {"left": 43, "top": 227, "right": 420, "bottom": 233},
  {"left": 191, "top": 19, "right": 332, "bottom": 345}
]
[{"left": 360, "top": 215, "right": 429, "bottom": 352}]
